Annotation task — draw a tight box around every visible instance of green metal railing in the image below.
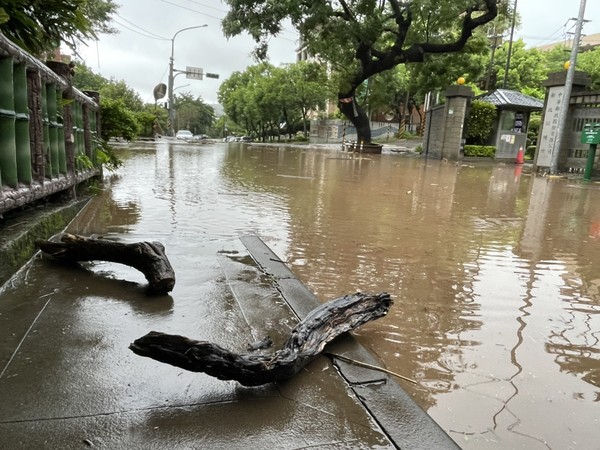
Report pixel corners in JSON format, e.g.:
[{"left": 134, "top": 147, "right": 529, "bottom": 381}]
[
  {"left": 0, "top": 33, "right": 101, "bottom": 215},
  {"left": 0, "top": 56, "right": 17, "bottom": 188}
]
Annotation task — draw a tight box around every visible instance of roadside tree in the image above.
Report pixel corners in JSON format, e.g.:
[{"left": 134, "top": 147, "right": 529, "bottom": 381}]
[
  {"left": 0, "top": 0, "right": 118, "bottom": 56},
  {"left": 173, "top": 92, "right": 215, "bottom": 135},
  {"left": 223, "top": 0, "right": 503, "bottom": 144},
  {"left": 283, "top": 62, "right": 329, "bottom": 137}
]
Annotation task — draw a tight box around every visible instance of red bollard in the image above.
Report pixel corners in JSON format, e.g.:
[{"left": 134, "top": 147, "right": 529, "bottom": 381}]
[{"left": 515, "top": 146, "right": 524, "bottom": 165}]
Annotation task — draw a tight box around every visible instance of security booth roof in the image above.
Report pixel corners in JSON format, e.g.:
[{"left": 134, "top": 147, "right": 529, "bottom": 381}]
[{"left": 476, "top": 89, "right": 543, "bottom": 111}]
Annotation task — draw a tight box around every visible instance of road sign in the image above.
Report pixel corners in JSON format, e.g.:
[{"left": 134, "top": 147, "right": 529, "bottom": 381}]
[
  {"left": 153, "top": 83, "right": 166, "bottom": 100},
  {"left": 205, "top": 73, "right": 219, "bottom": 79},
  {"left": 186, "top": 66, "right": 203, "bottom": 80}
]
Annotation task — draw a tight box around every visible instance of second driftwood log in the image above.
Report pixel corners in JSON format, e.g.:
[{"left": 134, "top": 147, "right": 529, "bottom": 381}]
[
  {"left": 129, "top": 291, "right": 392, "bottom": 386},
  {"left": 36, "top": 233, "right": 175, "bottom": 294}
]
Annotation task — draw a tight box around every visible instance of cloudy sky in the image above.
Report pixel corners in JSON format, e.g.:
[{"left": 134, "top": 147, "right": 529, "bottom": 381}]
[{"left": 75, "top": 0, "right": 600, "bottom": 106}]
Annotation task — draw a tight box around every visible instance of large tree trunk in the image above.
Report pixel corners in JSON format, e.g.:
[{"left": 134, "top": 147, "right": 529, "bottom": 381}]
[
  {"left": 130, "top": 292, "right": 392, "bottom": 386},
  {"left": 35, "top": 233, "right": 175, "bottom": 295},
  {"left": 338, "top": 92, "right": 372, "bottom": 144}
]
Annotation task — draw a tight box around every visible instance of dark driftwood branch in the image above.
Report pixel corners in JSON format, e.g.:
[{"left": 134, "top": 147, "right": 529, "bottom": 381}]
[
  {"left": 35, "top": 233, "right": 175, "bottom": 294},
  {"left": 130, "top": 292, "right": 392, "bottom": 386}
]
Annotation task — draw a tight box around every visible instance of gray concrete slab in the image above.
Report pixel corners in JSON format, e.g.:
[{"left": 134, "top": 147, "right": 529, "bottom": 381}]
[
  {"left": 0, "top": 236, "right": 400, "bottom": 449},
  {"left": 241, "top": 234, "right": 460, "bottom": 450}
]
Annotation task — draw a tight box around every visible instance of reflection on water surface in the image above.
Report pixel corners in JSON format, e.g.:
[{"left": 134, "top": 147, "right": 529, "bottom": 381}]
[{"left": 92, "top": 142, "right": 600, "bottom": 449}]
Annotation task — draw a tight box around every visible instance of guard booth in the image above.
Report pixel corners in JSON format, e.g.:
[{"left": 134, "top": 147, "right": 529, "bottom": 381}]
[{"left": 475, "top": 89, "right": 543, "bottom": 160}]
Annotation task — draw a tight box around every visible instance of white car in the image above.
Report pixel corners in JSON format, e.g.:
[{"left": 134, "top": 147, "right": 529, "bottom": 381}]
[{"left": 175, "top": 130, "right": 193, "bottom": 140}]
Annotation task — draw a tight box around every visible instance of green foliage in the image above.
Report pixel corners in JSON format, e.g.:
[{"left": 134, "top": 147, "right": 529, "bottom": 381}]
[
  {"left": 527, "top": 113, "right": 541, "bottom": 147},
  {"left": 73, "top": 63, "right": 145, "bottom": 112},
  {"left": 465, "top": 100, "right": 496, "bottom": 145},
  {"left": 0, "top": 0, "right": 118, "bottom": 56},
  {"left": 100, "top": 98, "right": 139, "bottom": 141},
  {"left": 464, "top": 145, "right": 496, "bottom": 157},
  {"left": 410, "top": 32, "right": 491, "bottom": 96},
  {"left": 0, "top": 8, "right": 9, "bottom": 24},
  {"left": 72, "top": 62, "right": 175, "bottom": 140},
  {"left": 223, "top": 1, "right": 501, "bottom": 94},
  {"left": 76, "top": 154, "right": 94, "bottom": 170},
  {"left": 575, "top": 46, "right": 600, "bottom": 91},
  {"left": 99, "top": 80, "right": 144, "bottom": 111},
  {"left": 134, "top": 109, "right": 159, "bottom": 138},
  {"left": 173, "top": 92, "right": 215, "bottom": 135},
  {"left": 492, "top": 40, "right": 547, "bottom": 97},
  {"left": 72, "top": 61, "right": 107, "bottom": 91},
  {"left": 222, "top": 0, "right": 502, "bottom": 142},
  {"left": 94, "top": 138, "right": 122, "bottom": 171},
  {"left": 218, "top": 61, "right": 329, "bottom": 140}
]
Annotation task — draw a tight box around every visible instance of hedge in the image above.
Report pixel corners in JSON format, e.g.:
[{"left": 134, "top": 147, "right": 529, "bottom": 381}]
[{"left": 464, "top": 145, "right": 496, "bottom": 157}]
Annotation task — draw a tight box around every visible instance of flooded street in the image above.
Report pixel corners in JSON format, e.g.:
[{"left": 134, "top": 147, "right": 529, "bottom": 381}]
[{"left": 36, "top": 141, "right": 600, "bottom": 448}]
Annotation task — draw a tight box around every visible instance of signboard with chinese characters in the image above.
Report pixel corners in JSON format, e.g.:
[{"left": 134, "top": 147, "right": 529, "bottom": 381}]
[
  {"left": 581, "top": 123, "right": 600, "bottom": 144},
  {"left": 537, "top": 86, "right": 565, "bottom": 167},
  {"left": 186, "top": 66, "right": 203, "bottom": 80}
]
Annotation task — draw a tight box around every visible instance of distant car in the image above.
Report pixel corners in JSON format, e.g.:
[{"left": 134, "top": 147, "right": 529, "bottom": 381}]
[
  {"left": 239, "top": 136, "right": 252, "bottom": 142},
  {"left": 192, "top": 134, "right": 208, "bottom": 142},
  {"left": 175, "top": 130, "right": 193, "bottom": 140}
]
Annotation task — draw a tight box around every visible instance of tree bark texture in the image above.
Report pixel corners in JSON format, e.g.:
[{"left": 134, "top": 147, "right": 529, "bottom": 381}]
[
  {"left": 338, "top": 94, "right": 372, "bottom": 144},
  {"left": 35, "top": 233, "right": 175, "bottom": 294},
  {"left": 130, "top": 292, "right": 392, "bottom": 386}
]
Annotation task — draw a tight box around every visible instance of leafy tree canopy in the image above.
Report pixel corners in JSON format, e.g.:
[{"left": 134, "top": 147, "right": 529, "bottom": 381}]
[
  {"left": 0, "top": 0, "right": 118, "bottom": 56},
  {"left": 173, "top": 92, "right": 215, "bottom": 135},
  {"left": 224, "top": 1, "right": 503, "bottom": 92},
  {"left": 218, "top": 61, "right": 330, "bottom": 140},
  {"left": 223, "top": 0, "right": 504, "bottom": 142},
  {"left": 72, "top": 62, "right": 145, "bottom": 111}
]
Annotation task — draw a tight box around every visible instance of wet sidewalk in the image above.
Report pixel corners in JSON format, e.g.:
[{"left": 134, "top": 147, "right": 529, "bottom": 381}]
[{"left": 0, "top": 226, "right": 456, "bottom": 449}]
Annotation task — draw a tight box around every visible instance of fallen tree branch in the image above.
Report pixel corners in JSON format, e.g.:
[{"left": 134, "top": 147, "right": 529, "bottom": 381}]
[
  {"left": 35, "top": 233, "right": 175, "bottom": 294},
  {"left": 130, "top": 292, "right": 392, "bottom": 386}
]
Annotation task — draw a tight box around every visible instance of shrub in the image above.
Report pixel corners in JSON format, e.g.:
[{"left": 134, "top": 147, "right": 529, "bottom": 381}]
[
  {"left": 465, "top": 100, "right": 496, "bottom": 145},
  {"left": 527, "top": 113, "right": 541, "bottom": 147},
  {"left": 464, "top": 145, "right": 496, "bottom": 157}
]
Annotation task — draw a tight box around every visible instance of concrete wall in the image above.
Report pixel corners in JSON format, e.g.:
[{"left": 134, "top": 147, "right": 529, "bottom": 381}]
[
  {"left": 535, "top": 71, "right": 600, "bottom": 173},
  {"left": 309, "top": 119, "right": 400, "bottom": 144},
  {"left": 423, "top": 106, "right": 445, "bottom": 158}
]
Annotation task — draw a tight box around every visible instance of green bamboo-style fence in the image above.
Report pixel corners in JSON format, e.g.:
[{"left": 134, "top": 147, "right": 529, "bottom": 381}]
[{"left": 0, "top": 33, "right": 101, "bottom": 215}]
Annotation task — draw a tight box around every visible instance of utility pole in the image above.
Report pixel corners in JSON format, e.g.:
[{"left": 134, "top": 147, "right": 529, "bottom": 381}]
[
  {"left": 502, "top": 0, "right": 518, "bottom": 89},
  {"left": 550, "top": 0, "right": 587, "bottom": 173},
  {"left": 167, "top": 25, "right": 207, "bottom": 137}
]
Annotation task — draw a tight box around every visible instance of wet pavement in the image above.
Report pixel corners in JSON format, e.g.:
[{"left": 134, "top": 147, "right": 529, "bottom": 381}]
[
  {"left": 2, "top": 139, "right": 600, "bottom": 449},
  {"left": 0, "top": 225, "right": 454, "bottom": 447}
]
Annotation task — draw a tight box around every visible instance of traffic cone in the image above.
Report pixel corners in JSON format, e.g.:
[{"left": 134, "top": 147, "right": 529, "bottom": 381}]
[{"left": 515, "top": 146, "right": 524, "bottom": 165}]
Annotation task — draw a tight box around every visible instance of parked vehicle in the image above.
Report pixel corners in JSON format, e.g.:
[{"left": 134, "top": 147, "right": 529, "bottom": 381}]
[
  {"left": 239, "top": 136, "right": 253, "bottom": 142},
  {"left": 192, "top": 134, "right": 208, "bottom": 142},
  {"left": 175, "top": 130, "right": 193, "bottom": 141}
]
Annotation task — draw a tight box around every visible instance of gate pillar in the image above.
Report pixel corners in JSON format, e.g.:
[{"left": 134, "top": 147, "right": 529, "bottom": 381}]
[{"left": 424, "top": 85, "right": 473, "bottom": 160}]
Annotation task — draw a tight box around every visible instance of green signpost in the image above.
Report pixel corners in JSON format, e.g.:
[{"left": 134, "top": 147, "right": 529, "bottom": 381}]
[{"left": 581, "top": 123, "right": 600, "bottom": 181}]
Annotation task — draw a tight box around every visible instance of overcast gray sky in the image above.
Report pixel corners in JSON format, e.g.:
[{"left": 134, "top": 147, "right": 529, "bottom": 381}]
[{"left": 75, "top": 0, "right": 600, "bottom": 106}]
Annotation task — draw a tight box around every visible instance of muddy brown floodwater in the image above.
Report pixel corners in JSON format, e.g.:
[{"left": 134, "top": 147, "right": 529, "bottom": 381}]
[{"left": 79, "top": 141, "right": 600, "bottom": 448}]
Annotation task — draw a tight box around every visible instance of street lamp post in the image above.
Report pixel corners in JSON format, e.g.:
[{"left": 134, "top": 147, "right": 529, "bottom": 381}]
[{"left": 167, "top": 25, "right": 207, "bottom": 136}]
